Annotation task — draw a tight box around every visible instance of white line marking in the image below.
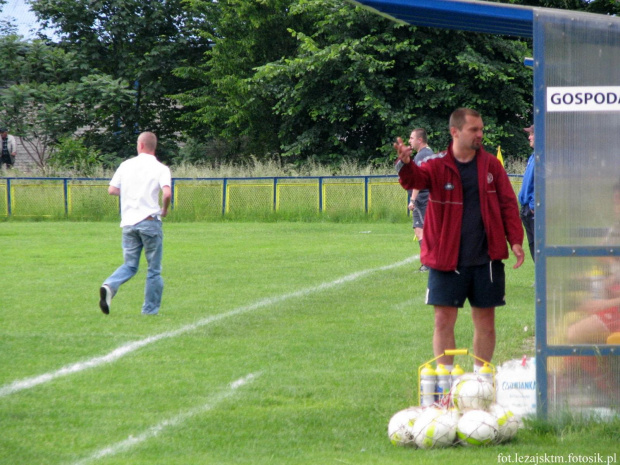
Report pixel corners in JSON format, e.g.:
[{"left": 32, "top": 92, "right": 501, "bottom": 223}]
[
  {"left": 392, "top": 298, "right": 418, "bottom": 310},
  {"left": 70, "top": 373, "right": 259, "bottom": 465},
  {"left": 0, "top": 256, "right": 416, "bottom": 398}
]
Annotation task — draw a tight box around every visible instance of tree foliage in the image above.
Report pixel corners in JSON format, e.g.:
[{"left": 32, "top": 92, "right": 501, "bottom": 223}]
[
  {"left": 47, "top": 136, "right": 103, "bottom": 175},
  {"left": 0, "top": 35, "right": 134, "bottom": 167},
  {"left": 30, "top": 0, "right": 210, "bottom": 161},
  {"left": 0, "top": 0, "right": 18, "bottom": 37},
  {"left": 175, "top": 0, "right": 308, "bottom": 159},
  {"left": 3, "top": 0, "right": 619, "bottom": 167},
  {"left": 178, "top": 0, "right": 533, "bottom": 163}
]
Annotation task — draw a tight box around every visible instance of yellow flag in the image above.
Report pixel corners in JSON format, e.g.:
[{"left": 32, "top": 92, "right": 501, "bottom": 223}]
[{"left": 496, "top": 146, "right": 504, "bottom": 167}]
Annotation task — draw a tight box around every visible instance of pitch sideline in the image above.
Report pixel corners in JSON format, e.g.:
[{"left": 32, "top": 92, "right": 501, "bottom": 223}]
[
  {"left": 0, "top": 256, "right": 417, "bottom": 398},
  {"left": 70, "top": 373, "right": 259, "bottom": 465}
]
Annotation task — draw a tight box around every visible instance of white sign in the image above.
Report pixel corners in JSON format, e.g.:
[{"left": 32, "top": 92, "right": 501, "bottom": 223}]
[{"left": 547, "top": 86, "right": 620, "bottom": 112}]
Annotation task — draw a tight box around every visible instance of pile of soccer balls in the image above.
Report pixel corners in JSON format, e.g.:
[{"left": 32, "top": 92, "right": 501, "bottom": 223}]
[{"left": 388, "top": 374, "right": 520, "bottom": 449}]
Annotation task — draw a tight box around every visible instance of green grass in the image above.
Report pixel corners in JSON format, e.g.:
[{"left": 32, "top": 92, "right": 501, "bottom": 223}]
[
  {"left": 15, "top": 156, "right": 529, "bottom": 179},
  {"left": 0, "top": 222, "right": 617, "bottom": 465}
]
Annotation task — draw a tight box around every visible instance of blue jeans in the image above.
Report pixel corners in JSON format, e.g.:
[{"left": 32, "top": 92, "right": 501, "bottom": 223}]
[{"left": 104, "top": 219, "right": 164, "bottom": 315}]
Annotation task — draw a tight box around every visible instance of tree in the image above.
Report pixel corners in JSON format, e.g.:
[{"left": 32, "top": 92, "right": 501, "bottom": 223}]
[
  {"left": 175, "top": 0, "right": 309, "bottom": 159},
  {"left": 178, "top": 0, "right": 533, "bottom": 164},
  {"left": 30, "top": 0, "right": 210, "bottom": 161},
  {"left": 0, "top": 0, "right": 18, "bottom": 37},
  {"left": 0, "top": 35, "right": 134, "bottom": 168}
]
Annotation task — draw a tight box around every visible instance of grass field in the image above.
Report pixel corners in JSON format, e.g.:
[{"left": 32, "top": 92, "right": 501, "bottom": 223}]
[{"left": 0, "top": 221, "right": 618, "bottom": 465}]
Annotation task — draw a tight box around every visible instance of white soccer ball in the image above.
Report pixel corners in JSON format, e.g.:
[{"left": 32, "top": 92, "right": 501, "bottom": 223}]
[
  {"left": 410, "top": 407, "right": 442, "bottom": 447},
  {"left": 451, "top": 375, "right": 495, "bottom": 412},
  {"left": 411, "top": 408, "right": 457, "bottom": 449},
  {"left": 456, "top": 409, "right": 499, "bottom": 446},
  {"left": 445, "top": 407, "right": 462, "bottom": 425},
  {"left": 387, "top": 407, "right": 425, "bottom": 447},
  {"left": 489, "top": 403, "right": 519, "bottom": 443}
]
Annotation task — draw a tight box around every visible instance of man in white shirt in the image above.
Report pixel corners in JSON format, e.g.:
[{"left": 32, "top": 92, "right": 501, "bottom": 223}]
[{"left": 99, "top": 132, "right": 172, "bottom": 315}]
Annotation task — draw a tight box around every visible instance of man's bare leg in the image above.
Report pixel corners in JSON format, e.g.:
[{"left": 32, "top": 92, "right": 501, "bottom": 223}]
[
  {"left": 471, "top": 306, "right": 495, "bottom": 368},
  {"left": 433, "top": 306, "right": 458, "bottom": 365}
]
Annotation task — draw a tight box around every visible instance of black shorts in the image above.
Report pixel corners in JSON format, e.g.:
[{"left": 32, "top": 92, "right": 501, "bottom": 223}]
[
  {"left": 412, "top": 208, "right": 425, "bottom": 228},
  {"left": 426, "top": 261, "right": 506, "bottom": 308},
  {"left": 412, "top": 203, "right": 426, "bottom": 229}
]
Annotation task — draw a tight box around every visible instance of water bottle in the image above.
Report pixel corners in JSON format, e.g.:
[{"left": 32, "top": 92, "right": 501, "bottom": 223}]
[
  {"left": 420, "top": 364, "right": 437, "bottom": 407},
  {"left": 479, "top": 362, "right": 493, "bottom": 385},
  {"left": 590, "top": 266, "right": 606, "bottom": 299},
  {"left": 436, "top": 364, "right": 451, "bottom": 399},
  {"left": 450, "top": 364, "right": 464, "bottom": 386}
]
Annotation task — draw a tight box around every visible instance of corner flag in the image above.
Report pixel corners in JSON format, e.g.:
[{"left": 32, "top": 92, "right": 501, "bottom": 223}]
[{"left": 496, "top": 146, "right": 504, "bottom": 167}]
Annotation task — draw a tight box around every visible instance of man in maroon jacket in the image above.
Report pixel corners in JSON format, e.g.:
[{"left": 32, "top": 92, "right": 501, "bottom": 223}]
[{"left": 394, "top": 108, "right": 525, "bottom": 373}]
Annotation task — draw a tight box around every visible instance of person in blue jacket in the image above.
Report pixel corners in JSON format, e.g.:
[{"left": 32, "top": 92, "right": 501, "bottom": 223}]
[{"left": 518, "top": 125, "right": 535, "bottom": 262}]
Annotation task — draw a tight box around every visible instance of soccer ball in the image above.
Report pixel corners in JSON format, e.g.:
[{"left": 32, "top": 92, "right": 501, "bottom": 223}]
[
  {"left": 489, "top": 403, "right": 519, "bottom": 443},
  {"left": 387, "top": 407, "right": 425, "bottom": 447},
  {"left": 456, "top": 409, "right": 499, "bottom": 446},
  {"left": 451, "top": 375, "right": 495, "bottom": 412},
  {"left": 411, "top": 408, "right": 457, "bottom": 449}
]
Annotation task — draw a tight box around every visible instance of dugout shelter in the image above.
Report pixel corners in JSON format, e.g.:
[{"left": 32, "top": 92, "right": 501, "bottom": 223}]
[{"left": 346, "top": 0, "right": 620, "bottom": 419}]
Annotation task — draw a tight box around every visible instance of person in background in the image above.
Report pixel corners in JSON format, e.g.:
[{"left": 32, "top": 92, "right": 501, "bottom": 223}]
[
  {"left": 394, "top": 108, "right": 524, "bottom": 372},
  {"left": 566, "top": 180, "right": 620, "bottom": 344},
  {"left": 99, "top": 132, "right": 172, "bottom": 316},
  {"left": 0, "top": 128, "right": 17, "bottom": 169},
  {"left": 407, "top": 128, "right": 433, "bottom": 272},
  {"left": 562, "top": 181, "right": 620, "bottom": 399},
  {"left": 518, "top": 125, "right": 535, "bottom": 262}
]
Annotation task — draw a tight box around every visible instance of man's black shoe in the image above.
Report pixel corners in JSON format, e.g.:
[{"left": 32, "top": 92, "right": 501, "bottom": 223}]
[{"left": 99, "top": 285, "right": 112, "bottom": 315}]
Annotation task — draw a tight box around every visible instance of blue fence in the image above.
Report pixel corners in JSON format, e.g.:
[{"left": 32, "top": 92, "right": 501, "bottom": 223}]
[{"left": 0, "top": 175, "right": 524, "bottom": 220}]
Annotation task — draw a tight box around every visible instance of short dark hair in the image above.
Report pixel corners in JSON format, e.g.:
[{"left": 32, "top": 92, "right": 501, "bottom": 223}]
[
  {"left": 412, "top": 128, "right": 428, "bottom": 144},
  {"left": 449, "top": 108, "right": 481, "bottom": 130}
]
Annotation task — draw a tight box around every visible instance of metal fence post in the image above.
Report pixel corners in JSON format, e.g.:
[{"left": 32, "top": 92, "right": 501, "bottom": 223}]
[
  {"left": 171, "top": 178, "right": 175, "bottom": 210},
  {"left": 63, "top": 178, "right": 69, "bottom": 216},
  {"left": 222, "top": 178, "right": 228, "bottom": 216},
  {"left": 6, "top": 177, "right": 11, "bottom": 216}
]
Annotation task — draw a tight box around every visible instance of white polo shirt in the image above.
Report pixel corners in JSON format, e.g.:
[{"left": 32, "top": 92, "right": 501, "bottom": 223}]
[{"left": 109, "top": 153, "right": 172, "bottom": 227}]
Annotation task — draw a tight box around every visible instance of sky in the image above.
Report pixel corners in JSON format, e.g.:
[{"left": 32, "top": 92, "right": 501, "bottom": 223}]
[{"left": 1, "top": 0, "right": 44, "bottom": 39}]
